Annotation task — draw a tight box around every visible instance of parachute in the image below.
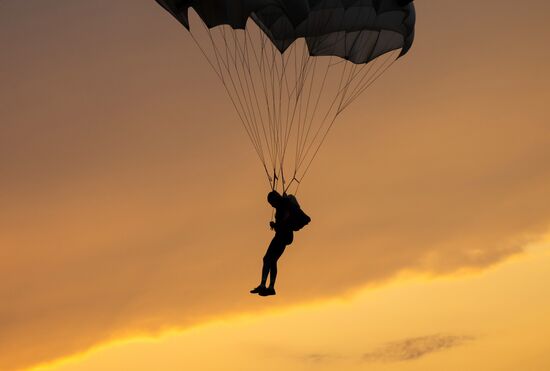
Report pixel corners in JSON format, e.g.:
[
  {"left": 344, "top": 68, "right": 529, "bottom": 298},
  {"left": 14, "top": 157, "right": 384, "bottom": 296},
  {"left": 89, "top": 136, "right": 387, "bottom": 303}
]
[{"left": 155, "top": 0, "right": 416, "bottom": 193}]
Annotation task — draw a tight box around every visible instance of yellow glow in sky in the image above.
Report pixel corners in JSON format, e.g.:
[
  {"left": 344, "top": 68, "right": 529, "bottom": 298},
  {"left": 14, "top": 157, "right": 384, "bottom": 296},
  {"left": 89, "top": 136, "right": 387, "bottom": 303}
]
[{"left": 34, "top": 238, "right": 550, "bottom": 371}]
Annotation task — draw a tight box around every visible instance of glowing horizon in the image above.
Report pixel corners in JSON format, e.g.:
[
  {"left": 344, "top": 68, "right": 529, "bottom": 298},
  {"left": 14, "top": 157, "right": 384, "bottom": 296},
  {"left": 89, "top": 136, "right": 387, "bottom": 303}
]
[{"left": 32, "top": 238, "right": 550, "bottom": 371}]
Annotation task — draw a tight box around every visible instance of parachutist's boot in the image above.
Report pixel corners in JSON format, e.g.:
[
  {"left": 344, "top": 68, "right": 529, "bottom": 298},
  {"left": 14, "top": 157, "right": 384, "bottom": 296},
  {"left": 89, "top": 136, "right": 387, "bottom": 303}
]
[
  {"left": 259, "top": 287, "right": 276, "bottom": 296},
  {"left": 250, "top": 285, "right": 266, "bottom": 294}
]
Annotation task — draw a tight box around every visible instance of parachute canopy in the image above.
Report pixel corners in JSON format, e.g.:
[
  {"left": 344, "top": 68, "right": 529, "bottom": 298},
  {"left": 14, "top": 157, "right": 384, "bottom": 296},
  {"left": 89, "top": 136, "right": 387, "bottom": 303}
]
[
  {"left": 154, "top": 1, "right": 311, "bottom": 30},
  {"left": 155, "top": 0, "right": 416, "bottom": 193},
  {"left": 253, "top": 0, "right": 415, "bottom": 63},
  {"left": 156, "top": 0, "right": 415, "bottom": 63}
]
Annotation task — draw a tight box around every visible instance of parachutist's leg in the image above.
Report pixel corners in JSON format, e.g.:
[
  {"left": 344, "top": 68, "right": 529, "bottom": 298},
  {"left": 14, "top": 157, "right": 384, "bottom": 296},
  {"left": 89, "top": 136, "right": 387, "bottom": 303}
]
[
  {"left": 260, "top": 255, "right": 270, "bottom": 287},
  {"left": 268, "top": 261, "right": 277, "bottom": 289},
  {"left": 260, "top": 236, "right": 278, "bottom": 287},
  {"left": 267, "top": 238, "right": 287, "bottom": 290}
]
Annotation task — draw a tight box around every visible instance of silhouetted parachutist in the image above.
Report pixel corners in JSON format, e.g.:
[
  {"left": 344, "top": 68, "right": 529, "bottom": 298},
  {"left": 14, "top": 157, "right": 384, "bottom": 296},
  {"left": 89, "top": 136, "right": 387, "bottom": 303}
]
[{"left": 251, "top": 191, "right": 310, "bottom": 296}]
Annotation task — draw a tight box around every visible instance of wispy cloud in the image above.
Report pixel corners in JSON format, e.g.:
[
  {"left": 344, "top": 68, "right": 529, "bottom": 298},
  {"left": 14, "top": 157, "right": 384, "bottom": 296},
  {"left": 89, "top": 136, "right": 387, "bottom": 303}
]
[
  {"left": 292, "top": 334, "right": 474, "bottom": 365},
  {"left": 363, "top": 334, "right": 474, "bottom": 362},
  {"left": 300, "top": 353, "right": 341, "bottom": 364}
]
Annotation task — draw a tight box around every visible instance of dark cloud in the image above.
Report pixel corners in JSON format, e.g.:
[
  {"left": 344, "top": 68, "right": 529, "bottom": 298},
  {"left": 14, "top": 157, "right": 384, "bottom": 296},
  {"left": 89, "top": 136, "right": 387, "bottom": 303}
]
[{"left": 363, "top": 334, "right": 475, "bottom": 363}]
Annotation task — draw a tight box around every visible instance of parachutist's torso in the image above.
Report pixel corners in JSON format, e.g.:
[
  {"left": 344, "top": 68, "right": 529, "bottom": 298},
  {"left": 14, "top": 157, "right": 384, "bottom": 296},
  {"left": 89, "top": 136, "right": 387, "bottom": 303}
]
[
  {"left": 275, "top": 198, "right": 292, "bottom": 233},
  {"left": 272, "top": 198, "right": 294, "bottom": 243}
]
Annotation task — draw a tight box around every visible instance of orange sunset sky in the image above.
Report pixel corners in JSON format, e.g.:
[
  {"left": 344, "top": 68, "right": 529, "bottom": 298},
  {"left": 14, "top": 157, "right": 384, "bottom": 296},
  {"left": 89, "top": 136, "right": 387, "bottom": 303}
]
[{"left": 1, "top": 1, "right": 549, "bottom": 370}]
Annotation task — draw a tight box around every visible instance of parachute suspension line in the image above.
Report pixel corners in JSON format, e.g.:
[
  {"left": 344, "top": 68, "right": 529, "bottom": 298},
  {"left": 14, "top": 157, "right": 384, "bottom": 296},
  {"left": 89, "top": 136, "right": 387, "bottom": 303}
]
[
  {"left": 245, "top": 29, "right": 280, "bottom": 178},
  {"left": 222, "top": 27, "right": 259, "bottom": 157},
  {"left": 297, "top": 53, "right": 400, "bottom": 185},
  {"left": 204, "top": 26, "right": 264, "bottom": 164},
  {"left": 252, "top": 28, "right": 286, "bottom": 188},
  {"left": 276, "top": 51, "right": 286, "bottom": 184},
  {"left": 279, "top": 49, "right": 293, "bottom": 161},
  {"left": 289, "top": 3, "right": 360, "bottom": 179},
  {"left": 295, "top": 55, "right": 316, "bottom": 173},
  {"left": 269, "top": 36, "right": 281, "bottom": 183},
  {"left": 291, "top": 10, "right": 378, "bottom": 180},
  {"left": 299, "top": 56, "right": 318, "bottom": 163},
  {"left": 280, "top": 44, "right": 294, "bottom": 166},
  {"left": 188, "top": 31, "right": 224, "bottom": 81},
  {"left": 156, "top": 1, "right": 415, "bottom": 195},
  {"left": 336, "top": 60, "right": 361, "bottom": 113},
  {"left": 294, "top": 51, "right": 307, "bottom": 182},
  {"left": 221, "top": 26, "right": 266, "bottom": 163},
  {"left": 294, "top": 41, "right": 399, "bottom": 184},
  {"left": 240, "top": 30, "right": 267, "bottom": 165},
  {"left": 293, "top": 45, "right": 314, "bottom": 173},
  {"left": 293, "top": 56, "right": 351, "bottom": 173},
  {"left": 242, "top": 27, "right": 272, "bottom": 170},
  {"left": 269, "top": 36, "right": 282, "bottom": 180},
  {"left": 339, "top": 34, "right": 400, "bottom": 112},
  {"left": 271, "top": 168, "right": 278, "bottom": 191},
  {"left": 298, "top": 52, "right": 348, "bottom": 171},
  {"left": 188, "top": 27, "right": 267, "bottom": 174},
  {"left": 283, "top": 44, "right": 299, "bottom": 142},
  {"left": 187, "top": 17, "right": 405, "bottom": 194},
  {"left": 268, "top": 37, "right": 283, "bottom": 186},
  {"left": 287, "top": 43, "right": 319, "bottom": 192},
  {"left": 341, "top": 51, "right": 398, "bottom": 112},
  {"left": 259, "top": 31, "right": 274, "bottom": 176},
  {"left": 229, "top": 28, "right": 268, "bottom": 172},
  {"left": 277, "top": 45, "right": 294, "bottom": 186},
  {"left": 257, "top": 31, "right": 277, "bottom": 175},
  {"left": 277, "top": 45, "right": 293, "bottom": 190},
  {"left": 241, "top": 30, "right": 280, "bottom": 186},
  {"left": 266, "top": 34, "right": 312, "bottom": 192},
  {"left": 278, "top": 42, "right": 304, "bottom": 186},
  {"left": 284, "top": 47, "right": 310, "bottom": 197},
  {"left": 296, "top": 55, "right": 332, "bottom": 172}
]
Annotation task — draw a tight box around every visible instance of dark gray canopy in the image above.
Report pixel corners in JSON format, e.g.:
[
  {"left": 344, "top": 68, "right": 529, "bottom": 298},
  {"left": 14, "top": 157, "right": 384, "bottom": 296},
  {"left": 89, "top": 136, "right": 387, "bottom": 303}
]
[
  {"left": 253, "top": 0, "right": 415, "bottom": 63},
  {"left": 155, "top": 0, "right": 415, "bottom": 64},
  {"left": 154, "top": 0, "right": 309, "bottom": 29}
]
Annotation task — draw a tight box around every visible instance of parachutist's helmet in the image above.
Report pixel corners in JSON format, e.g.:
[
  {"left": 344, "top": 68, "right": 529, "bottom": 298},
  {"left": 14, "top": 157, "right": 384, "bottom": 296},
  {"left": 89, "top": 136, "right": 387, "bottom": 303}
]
[{"left": 267, "top": 191, "right": 282, "bottom": 207}]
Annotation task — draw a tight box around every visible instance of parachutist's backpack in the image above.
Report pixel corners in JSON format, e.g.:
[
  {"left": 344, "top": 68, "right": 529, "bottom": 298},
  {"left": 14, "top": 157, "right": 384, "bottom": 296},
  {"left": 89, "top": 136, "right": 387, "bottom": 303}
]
[{"left": 285, "top": 194, "right": 311, "bottom": 232}]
